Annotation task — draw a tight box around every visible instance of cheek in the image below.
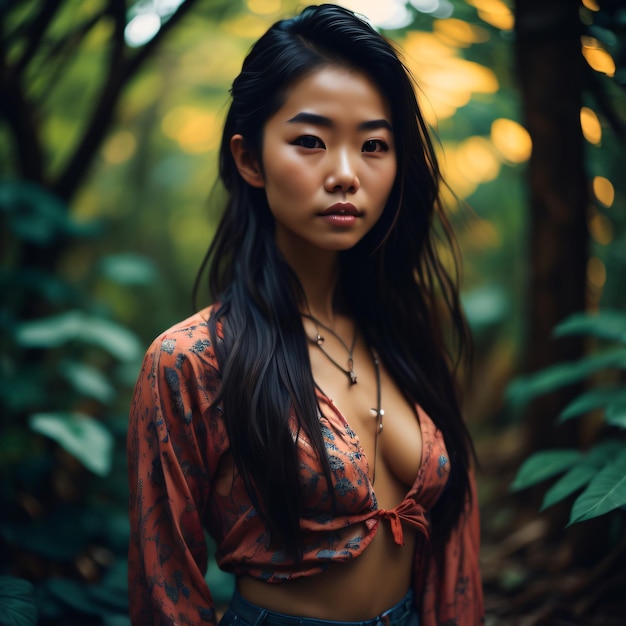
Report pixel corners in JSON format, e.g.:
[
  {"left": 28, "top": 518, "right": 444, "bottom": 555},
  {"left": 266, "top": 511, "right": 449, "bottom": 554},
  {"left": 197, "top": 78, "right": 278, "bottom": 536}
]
[{"left": 264, "top": 158, "right": 315, "bottom": 201}]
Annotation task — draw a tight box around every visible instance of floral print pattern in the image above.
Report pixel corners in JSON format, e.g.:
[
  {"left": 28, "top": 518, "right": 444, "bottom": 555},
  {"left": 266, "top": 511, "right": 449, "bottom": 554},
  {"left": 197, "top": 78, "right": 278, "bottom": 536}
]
[{"left": 127, "top": 307, "right": 483, "bottom": 625}]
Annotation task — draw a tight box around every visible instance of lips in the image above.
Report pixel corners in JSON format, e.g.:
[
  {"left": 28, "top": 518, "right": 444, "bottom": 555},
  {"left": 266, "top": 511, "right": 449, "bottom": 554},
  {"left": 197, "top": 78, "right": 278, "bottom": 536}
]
[{"left": 318, "top": 202, "right": 362, "bottom": 217}]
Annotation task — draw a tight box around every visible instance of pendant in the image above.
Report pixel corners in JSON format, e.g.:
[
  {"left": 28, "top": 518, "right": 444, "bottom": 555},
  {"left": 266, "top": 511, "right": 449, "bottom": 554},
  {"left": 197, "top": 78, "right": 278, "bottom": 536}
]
[{"left": 349, "top": 370, "right": 357, "bottom": 385}]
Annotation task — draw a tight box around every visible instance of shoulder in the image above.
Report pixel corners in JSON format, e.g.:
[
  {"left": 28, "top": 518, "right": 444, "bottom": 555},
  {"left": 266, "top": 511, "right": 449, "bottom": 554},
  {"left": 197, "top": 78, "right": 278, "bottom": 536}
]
[{"left": 142, "top": 305, "right": 222, "bottom": 378}]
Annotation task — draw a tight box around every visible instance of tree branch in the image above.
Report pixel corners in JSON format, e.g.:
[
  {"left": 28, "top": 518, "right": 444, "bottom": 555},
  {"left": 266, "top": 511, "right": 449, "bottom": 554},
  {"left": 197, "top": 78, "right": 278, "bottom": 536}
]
[
  {"left": 53, "top": 0, "right": 202, "bottom": 202},
  {"left": 14, "top": 0, "right": 64, "bottom": 76}
]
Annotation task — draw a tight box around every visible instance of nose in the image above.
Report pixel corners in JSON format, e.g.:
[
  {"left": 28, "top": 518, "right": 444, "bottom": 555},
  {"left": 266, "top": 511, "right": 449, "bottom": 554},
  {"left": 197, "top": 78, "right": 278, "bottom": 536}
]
[{"left": 324, "top": 150, "right": 360, "bottom": 194}]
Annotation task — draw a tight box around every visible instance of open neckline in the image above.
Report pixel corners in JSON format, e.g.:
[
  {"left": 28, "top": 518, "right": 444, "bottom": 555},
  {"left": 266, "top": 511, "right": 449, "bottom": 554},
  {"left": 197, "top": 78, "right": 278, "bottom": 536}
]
[{"left": 313, "top": 385, "right": 426, "bottom": 507}]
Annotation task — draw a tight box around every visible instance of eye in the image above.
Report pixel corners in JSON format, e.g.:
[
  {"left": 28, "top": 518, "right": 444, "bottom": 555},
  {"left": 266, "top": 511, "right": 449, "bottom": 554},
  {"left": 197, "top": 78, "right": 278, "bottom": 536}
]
[
  {"left": 362, "top": 139, "right": 389, "bottom": 153},
  {"left": 293, "top": 135, "right": 325, "bottom": 149}
]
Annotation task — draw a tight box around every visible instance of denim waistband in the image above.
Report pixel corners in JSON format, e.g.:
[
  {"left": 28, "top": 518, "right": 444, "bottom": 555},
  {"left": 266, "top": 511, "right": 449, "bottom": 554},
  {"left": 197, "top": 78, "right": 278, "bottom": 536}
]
[{"left": 224, "top": 587, "right": 418, "bottom": 626}]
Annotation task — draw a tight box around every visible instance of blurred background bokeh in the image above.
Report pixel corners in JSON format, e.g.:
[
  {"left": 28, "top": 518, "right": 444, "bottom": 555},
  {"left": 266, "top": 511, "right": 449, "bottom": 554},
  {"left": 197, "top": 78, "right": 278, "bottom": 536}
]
[{"left": 1, "top": 0, "right": 625, "bottom": 623}]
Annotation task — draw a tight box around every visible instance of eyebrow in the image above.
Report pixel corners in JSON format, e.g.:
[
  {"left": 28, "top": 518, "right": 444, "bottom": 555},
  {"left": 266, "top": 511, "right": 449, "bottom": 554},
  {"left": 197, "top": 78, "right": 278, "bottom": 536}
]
[{"left": 286, "top": 112, "right": 392, "bottom": 132}]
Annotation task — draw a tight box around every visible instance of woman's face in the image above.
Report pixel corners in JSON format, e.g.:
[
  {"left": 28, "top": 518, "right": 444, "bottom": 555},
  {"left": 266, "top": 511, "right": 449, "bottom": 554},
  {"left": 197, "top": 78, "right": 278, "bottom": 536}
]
[{"left": 237, "top": 66, "right": 397, "bottom": 265}]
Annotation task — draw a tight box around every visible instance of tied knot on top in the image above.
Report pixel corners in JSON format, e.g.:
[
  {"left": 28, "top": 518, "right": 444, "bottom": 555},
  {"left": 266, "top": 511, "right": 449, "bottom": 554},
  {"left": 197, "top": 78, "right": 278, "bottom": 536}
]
[{"left": 377, "top": 499, "right": 430, "bottom": 546}]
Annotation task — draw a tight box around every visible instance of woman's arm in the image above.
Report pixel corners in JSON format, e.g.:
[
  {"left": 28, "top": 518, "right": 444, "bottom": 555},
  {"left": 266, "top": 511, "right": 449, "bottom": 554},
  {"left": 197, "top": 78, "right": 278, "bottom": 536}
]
[{"left": 127, "top": 328, "right": 221, "bottom": 626}]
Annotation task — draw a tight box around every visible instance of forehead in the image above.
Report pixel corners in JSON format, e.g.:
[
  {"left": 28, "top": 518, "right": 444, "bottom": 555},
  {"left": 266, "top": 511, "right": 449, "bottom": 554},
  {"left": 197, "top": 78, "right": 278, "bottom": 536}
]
[{"left": 269, "top": 65, "right": 392, "bottom": 125}]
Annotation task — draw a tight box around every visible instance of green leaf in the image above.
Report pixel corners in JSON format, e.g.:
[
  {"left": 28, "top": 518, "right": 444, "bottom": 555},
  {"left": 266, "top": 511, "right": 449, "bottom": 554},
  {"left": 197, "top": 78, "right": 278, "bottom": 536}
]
[
  {"left": 61, "top": 360, "right": 115, "bottom": 403},
  {"left": 510, "top": 449, "right": 581, "bottom": 492},
  {"left": 569, "top": 450, "right": 626, "bottom": 524},
  {"left": 541, "top": 440, "right": 626, "bottom": 510},
  {"left": 15, "top": 311, "right": 142, "bottom": 361},
  {"left": 80, "top": 316, "right": 143, "bottom": 361},
  {"left": 605, "top": 403, "right": 626, "bottom": 429},
  {"left": 506, "top": 348, "right": 626, "bottom": 408},
  {"left": 554, "top": 310, "right": 626, "bottom": 344},
  {"left": 559, "top": 387, "right": 626, "bottom": 422},
  {"left": 541, "top": 464, "right": 596, "bottom": 510},
  {"left": 0, "top": 576, "right": 37, "bottom": 626},
  {"left": 98, "top": 253, "right": 158, "bottom": 285},
  {"left": 29, "top": 412, "right": 113, "bottom": 476}
]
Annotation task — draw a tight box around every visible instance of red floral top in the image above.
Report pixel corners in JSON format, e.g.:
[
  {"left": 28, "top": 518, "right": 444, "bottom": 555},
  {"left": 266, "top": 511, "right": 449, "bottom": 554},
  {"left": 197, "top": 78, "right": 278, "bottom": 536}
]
[{"left": 127, "top": 307, "right": 483, "bottom": 625}]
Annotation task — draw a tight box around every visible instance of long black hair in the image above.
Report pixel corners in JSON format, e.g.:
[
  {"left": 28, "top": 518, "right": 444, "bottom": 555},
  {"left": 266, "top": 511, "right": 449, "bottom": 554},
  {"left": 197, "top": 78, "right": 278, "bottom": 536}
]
[{"left": 195, "top": 3, "right": 474, "bottom": 558}]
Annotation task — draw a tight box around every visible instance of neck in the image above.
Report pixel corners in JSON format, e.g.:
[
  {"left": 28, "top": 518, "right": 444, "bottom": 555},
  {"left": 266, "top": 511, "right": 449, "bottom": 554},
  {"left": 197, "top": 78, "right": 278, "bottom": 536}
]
[{"left": 277, "top": 239, "right": 340, "bottom": 322}]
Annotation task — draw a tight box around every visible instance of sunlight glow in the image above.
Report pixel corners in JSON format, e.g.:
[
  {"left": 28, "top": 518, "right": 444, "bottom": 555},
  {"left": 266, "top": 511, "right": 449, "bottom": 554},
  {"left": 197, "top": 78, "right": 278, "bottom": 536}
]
[
  {"left": 593, "top": 176, "right": 615, "bottom": 208},
  {"left": 102, "top": 131, "right": 137, "bottom": 164},
  {"left": 403, "top": 31, "right": 498, "bottom": 124},
  {"left": 246, "top": 0, "right": 282, "bottom": 15},
  {"left": 125, "top": 13, "right": 161, "bottom": 47},
  {"left": 162, "top": 106, "right": 219, "bottom": 154},
  {"left": 580, "top": 107, "right": 602, "bottom": 144},
  {"left": 465, "top": 0, "right": 514, "bottom": 31},
  {"left": 587, "top": 257, "right": 606, "bottom": 288},
  {"left": 409, "top": 0, "right": 440, "bottom": 13},
  {"left": 455, "top": 136, "right": 501, "bottom": 183},
  {"left": 582, "top": 0, "right": 600, "bottom": 11},
  {"left": 582, "top": 42, "right": 616, "bottom": 77},
  {"left": 221, "top": 13, "right": 274, "bottom": 38},
  {"left": 490, "top": 119, "right": 532, "bottom": 163},
  {"left": 334, "top": 0, "right": 412, "bottom": 29},
  {"left": 434, "top": 18, "right": 489, "bottom": 47},
  {"left": 589, "top": 213, "right": 614, "bottom": 246}
]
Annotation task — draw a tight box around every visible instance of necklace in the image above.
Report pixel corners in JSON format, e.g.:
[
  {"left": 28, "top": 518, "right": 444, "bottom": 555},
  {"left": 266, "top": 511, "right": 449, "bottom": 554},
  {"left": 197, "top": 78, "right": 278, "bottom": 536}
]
[
  {"left": 302, "top": 313, "right": 358, "bottom": 385},
  {"left": 371, "top": 348, "right": 384, "bottom": 484}
]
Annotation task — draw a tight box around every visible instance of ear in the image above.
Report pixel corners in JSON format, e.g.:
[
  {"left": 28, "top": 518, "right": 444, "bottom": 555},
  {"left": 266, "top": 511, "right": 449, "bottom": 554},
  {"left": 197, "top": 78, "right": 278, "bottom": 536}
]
[{"left": 230, "top": 134, "right": 265, "bottom": 188}]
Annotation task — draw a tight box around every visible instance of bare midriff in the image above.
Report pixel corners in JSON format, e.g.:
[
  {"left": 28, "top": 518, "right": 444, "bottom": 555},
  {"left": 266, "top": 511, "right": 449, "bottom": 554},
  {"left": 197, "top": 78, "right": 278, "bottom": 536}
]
[{"left": 238, "top": 519, "right": 417, "bottom": 621}]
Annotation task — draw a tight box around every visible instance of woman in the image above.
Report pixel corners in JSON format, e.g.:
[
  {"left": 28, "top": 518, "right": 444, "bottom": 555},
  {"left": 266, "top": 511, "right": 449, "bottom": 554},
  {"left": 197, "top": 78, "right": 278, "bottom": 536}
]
[{"left": 127, "top": 4, "right": 483, "bottom": 626}]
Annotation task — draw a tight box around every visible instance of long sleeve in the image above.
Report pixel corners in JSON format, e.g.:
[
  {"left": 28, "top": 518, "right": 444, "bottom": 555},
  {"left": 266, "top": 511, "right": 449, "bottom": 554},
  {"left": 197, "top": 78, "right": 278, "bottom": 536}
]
[
  {"left": 420, "top": 469, "right": 484, "bottom": 626},
  {"left": 127, "top": 326, "right": 221, "bottom": 625}
]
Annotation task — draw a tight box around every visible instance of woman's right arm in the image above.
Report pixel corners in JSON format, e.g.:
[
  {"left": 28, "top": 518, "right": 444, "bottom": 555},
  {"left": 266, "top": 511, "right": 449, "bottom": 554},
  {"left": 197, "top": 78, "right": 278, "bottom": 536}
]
[{"left": 127, "top": 329, "right": 222, "bottom": 625}]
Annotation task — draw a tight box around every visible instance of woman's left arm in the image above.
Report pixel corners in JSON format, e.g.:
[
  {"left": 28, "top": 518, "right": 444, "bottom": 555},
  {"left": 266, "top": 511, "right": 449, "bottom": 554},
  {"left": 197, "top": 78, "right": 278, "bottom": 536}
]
[{"left": 420, "top": 468, "right": 484, "bottom": 626}]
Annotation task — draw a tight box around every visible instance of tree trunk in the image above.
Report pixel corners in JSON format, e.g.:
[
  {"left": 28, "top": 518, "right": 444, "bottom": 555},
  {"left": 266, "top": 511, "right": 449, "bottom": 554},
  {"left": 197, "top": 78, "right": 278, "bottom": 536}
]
[{"left": 514, "top": 0, "right": 589, "bottom": 454}]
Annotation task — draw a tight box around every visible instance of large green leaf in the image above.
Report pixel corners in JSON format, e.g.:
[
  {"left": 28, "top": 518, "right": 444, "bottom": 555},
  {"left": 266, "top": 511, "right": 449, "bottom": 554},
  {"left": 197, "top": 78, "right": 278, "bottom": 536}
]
[
  {"left": 605, "top": 403, "right": 626, "bottom": 429},
  {"left": 569, "top": 450, "right": 626, "bottom": 524},
  {"left": 541, "top": 465, "right": 597, "bottom": 511},
  {"left": 510, "top": 449, "right": 581, "bottom": 492},
  {"left": 29, "top": 412, "right": 113, "bottom": 476},
  {"left": 506, "top": 348, "right": 626, "bottom": 408},
  {"left": 97, "top": 253, "right": 158, "bottom": 286},
  {"left": 554, "top": 310, "right": 626, "bottom": 344},
  {"left": 15, "top": 311, "right": 142, "bottom": 361},
  {"left": 61, "top": 360, "right": 116, "bottom": 403},
  {"left": 0, "top": 180, "right": 98, "bottom": 244},
  {"left": 0, "top": 577, "right": 37, "bottom": 626},
  {"left": 559, "top": 387, "right": 626, "bottom": 422}
]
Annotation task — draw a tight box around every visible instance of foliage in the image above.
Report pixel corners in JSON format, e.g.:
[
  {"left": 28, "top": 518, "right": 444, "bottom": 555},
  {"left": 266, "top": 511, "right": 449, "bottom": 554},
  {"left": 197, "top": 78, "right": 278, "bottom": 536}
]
[
  {"left": 0, "top": 179, "right": 151, "bottom": 622},
  {"left": 510, "top": 310, "right": 626, "bottom": 525}
]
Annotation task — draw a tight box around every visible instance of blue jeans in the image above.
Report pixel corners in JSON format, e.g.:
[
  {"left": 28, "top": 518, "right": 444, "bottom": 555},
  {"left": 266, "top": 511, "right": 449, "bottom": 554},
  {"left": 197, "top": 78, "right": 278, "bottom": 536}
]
[{"left": 218, "top": 588, "right": 419, "bottom": 626}]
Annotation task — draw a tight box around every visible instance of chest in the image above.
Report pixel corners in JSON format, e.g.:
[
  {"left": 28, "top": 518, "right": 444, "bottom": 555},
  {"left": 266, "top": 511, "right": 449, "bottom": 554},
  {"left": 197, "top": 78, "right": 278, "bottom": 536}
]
[{"left": 307, "top": 340, "right": 423, "bottom": 511}]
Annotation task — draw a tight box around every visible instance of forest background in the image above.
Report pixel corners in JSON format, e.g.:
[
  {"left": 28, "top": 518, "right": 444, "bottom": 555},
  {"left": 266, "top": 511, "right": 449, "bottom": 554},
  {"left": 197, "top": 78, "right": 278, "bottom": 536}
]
[{"left": 1, "top": 0, "right": 625, "bottom": 624}]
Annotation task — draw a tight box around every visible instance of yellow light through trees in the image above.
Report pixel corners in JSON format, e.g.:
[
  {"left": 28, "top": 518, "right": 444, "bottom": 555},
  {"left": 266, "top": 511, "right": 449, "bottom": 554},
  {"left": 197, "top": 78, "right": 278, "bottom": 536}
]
[
  {"left": 465, "top": 0, "right": 514, "bottom": 31},
  {"left": 437, "top": 137, "right": 501, "bottom": 201},
  {"left": 582, "top": 0, "right": 600, "bottom": 11},
  {"left": 102, "top": 131, "right": 137, "bottom": 164},
  {"left": 221, "top": 14, "right": 272, "bottom": 38},
  {"left": 592, "top": 176, "right": 614, "bottom": 207},
  {"left": 162, "top": 106, "right": 219, "bottom": 154},
  {"left": 587, "top": 257, "right": 606, "bottom": 288},
  {"left": 580, "top": 107, "right": 602, "bottom": 144},
  {"left": 490, "top": 119, "right": 532, "bottom": 163},
  {"left": 403, "top": 32, "right": 498, "bottom": 124},
  {"left": 246, "top": 0, "right": 282, "bottom": 15},
  {"left": 433, "top": 19, "right": 489, "bottom": 47},
  {"left": 589, "top": 213, "right": 614, "bottom": 246},
  {"left": 456, "top": 137, "right": 500, "bottom": 183},
  {"left": 582, "top": 44, "right": 616, "bottom": 77}
]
